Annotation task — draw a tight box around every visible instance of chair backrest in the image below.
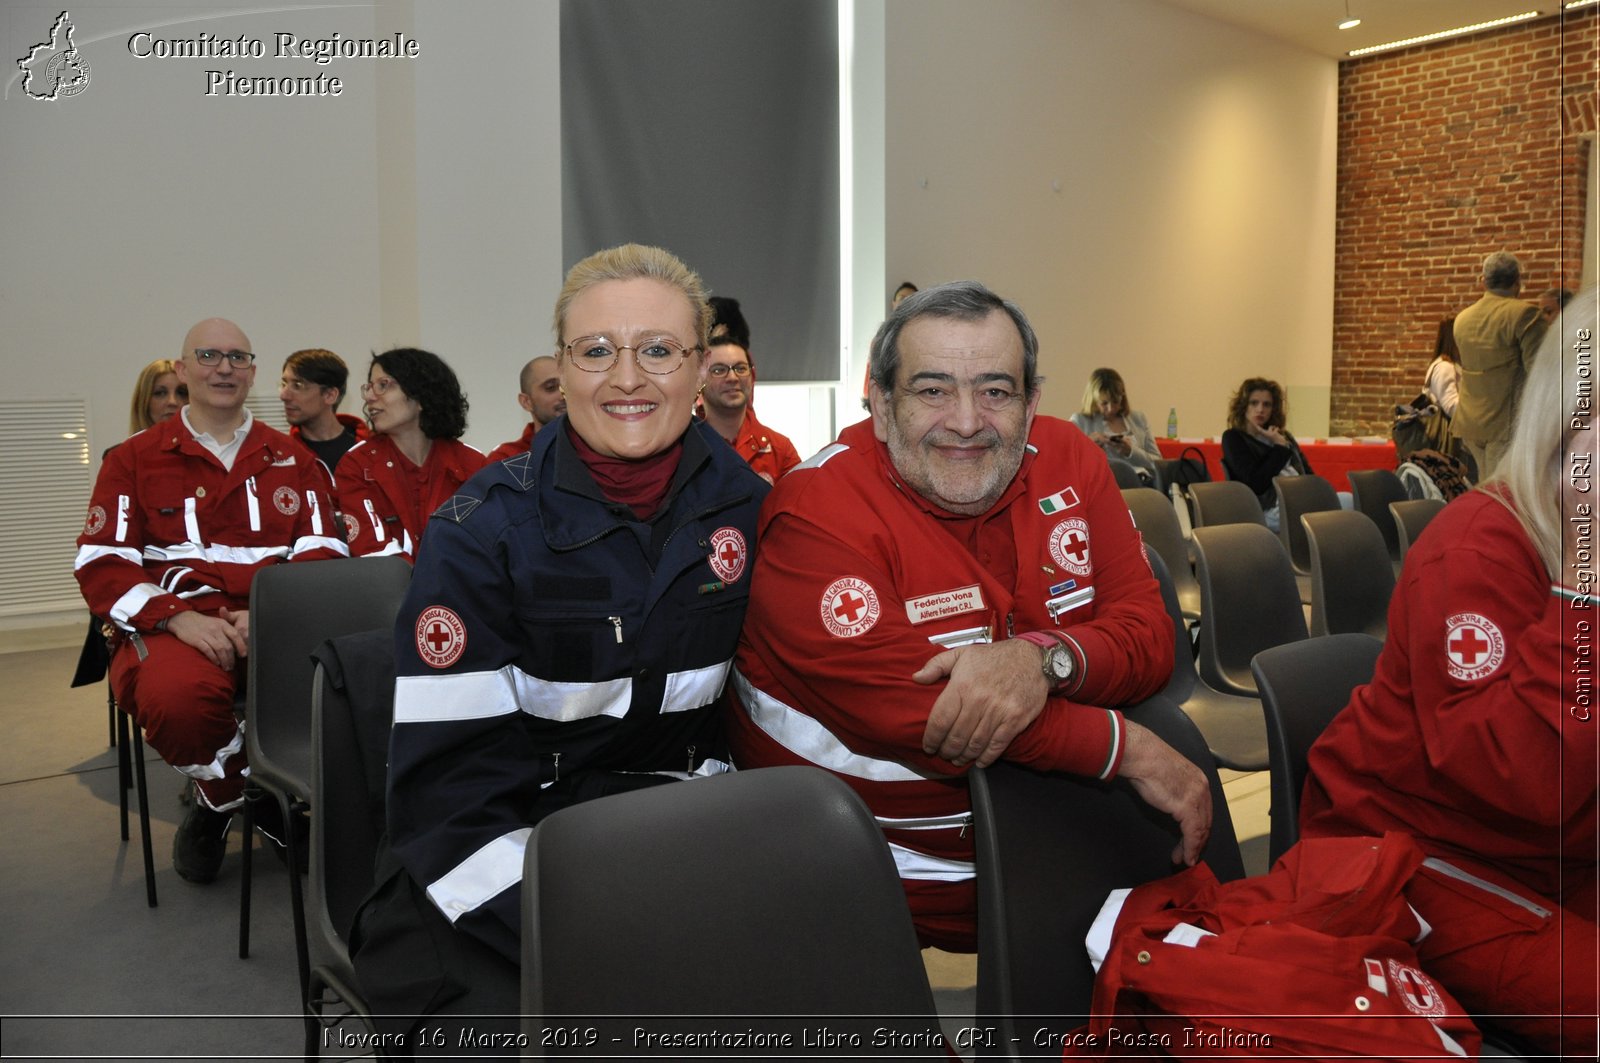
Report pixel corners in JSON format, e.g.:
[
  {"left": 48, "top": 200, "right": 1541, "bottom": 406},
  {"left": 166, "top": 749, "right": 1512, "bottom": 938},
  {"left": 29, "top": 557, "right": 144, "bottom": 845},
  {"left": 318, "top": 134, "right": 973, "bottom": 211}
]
[
  {"left": 1347, "top": 468, "right": 1409, "bottom": 561},
  {"left": 1122, "top": 487, "right": 1200, "bottom": 621},
  {"left": 1143, "top": 548, "right": 1195, "bottom": 702},
  {"left": 1192, "top": 523, "right": 1308, "bottom": 696},
  {"left": 521, "top": 766, "right": 943, "bottom": 1054},
  {"left": 1390, "top": 497, "right": 1446, "bottom": 559},
  {"left": 1188, "top": 480, "right": 1267, "bottom": 529},
  {"left": 1250, "top": 634, "right": 1383, "bottom": 863},
  {"left": 247, "top": 555, "right": 411, "bottom": 801},
  {"left": 1273, "top": 474, "right": 1341, "bottom": 574},
  {"left": 1106, "top": 457, "right": 1145, "bottom": 489},
  {"left": 971, "top": 695, "right": 1245, "bottom": 1053},
  {"left": 308, "top": 629, "right": 396, "bottom": 969},
  {"left": 1304, "top": 509, "right": 1395, "bottom": 640}
]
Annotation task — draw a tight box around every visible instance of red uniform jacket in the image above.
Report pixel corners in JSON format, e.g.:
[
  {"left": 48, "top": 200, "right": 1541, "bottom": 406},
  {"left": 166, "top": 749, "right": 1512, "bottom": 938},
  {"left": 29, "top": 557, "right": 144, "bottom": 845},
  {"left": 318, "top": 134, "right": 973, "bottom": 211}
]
[
  {"left": 337, "top": 435, "right": 486, "bottom": 561},
  {"left": 1301, "top": 490, "right": 1597, "bottom": 902},
  {"left": 75, "top": 418, "right": 346, "bottom": 630},
  {"left": 729, "top": 407, "right": 802, "bottom": 484},
  {"left": 728, "top": 416, "right": 1170, "bottom": 949},
  {"left": 485, "top": 421, "right": 537, "bottom": 464}
]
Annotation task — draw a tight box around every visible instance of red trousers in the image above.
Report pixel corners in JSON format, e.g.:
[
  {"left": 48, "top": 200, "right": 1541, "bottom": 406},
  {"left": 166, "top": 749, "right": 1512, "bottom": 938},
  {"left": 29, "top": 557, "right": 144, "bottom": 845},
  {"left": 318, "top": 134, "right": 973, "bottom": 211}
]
[
  {"left": 111, "top": 630, "right": 248, "bottom": 811},
  {"left": 1409, "top": 856, "right": 1598, "bottom": 1057}
]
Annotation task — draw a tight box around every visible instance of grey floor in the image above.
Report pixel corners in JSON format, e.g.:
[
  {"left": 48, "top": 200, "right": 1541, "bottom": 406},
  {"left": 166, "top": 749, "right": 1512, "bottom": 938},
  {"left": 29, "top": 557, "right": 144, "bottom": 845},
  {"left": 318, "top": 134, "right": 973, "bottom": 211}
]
[{"left": 0, "top": 635, "right": 1269, "bottom": 1062}]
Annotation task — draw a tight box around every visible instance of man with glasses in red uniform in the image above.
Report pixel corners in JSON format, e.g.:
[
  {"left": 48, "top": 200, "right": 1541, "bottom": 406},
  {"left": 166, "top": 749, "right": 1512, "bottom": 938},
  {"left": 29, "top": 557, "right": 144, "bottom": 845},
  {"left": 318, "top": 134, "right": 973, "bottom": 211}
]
[{"left": 76, "top": 318, "right": 347, "bottom": 883}]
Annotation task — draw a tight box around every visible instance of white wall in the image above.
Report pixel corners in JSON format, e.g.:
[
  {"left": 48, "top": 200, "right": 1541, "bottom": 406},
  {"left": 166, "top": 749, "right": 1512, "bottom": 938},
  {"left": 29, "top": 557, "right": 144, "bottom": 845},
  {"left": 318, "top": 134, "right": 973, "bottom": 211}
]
[{"left": 884, "top": 0, "right": 1338, "bottom": 438}]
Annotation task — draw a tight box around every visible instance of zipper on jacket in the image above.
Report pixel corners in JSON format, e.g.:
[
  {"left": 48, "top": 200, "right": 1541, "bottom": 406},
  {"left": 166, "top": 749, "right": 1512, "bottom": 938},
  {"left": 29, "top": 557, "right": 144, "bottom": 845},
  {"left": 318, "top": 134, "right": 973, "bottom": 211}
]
[
  {"left": 608, "top": 616, "right": 623, "bottom": 644},
  {"left": 551, "top": 752, "right": 561, "bottom": 782},
  {"left": 685, "top": 744, "right": 696, "bottom": 774}
]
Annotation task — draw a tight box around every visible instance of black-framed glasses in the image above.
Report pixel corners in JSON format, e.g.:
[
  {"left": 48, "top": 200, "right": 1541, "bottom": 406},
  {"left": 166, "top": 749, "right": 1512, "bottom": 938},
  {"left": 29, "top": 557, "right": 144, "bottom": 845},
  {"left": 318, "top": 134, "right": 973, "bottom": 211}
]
[
  {"left": 707, "top": 363, "right": 752, "bottom": 379},
  {"left": 562, "top": 336, "right": 698, "bottom": 375},
  {"left": 193, "top": 348, "right": 255, "bottom": 368}
]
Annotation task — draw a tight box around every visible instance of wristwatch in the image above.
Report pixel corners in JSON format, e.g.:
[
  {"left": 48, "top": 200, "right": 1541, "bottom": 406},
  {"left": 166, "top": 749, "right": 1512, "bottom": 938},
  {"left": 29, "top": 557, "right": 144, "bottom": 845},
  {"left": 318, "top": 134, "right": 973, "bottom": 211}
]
[{"left": 1015, "top": 630, "right": 1075, "bottom": 689}]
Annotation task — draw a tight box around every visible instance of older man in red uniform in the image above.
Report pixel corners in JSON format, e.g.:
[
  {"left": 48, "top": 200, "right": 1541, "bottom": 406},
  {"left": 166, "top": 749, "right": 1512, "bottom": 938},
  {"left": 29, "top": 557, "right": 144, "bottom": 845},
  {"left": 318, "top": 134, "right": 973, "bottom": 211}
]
[
  {"left": 76, "top": 318, "right": 347, "bottom": 883},
  {"left": 727, "top": 282, "right": 1210, "bottom": 949}
]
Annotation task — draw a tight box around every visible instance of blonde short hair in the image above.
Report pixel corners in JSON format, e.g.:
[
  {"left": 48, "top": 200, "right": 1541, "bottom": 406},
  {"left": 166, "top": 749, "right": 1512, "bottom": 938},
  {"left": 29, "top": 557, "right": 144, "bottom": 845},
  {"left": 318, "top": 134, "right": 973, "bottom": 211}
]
[
  {"left": 1079, "top": 368, "right": 1129, "bottom": 418},
  {"left": 551, "top": 244, "right": 712, "bottom": 350}
]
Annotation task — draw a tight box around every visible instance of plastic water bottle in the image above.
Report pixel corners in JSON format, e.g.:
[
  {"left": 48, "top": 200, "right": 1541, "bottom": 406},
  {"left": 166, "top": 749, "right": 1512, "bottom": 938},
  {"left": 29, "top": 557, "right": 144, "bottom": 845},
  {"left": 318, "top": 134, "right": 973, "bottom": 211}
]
[{"left": 1166, "top": 407, "right": 1178, "bottom": 438}]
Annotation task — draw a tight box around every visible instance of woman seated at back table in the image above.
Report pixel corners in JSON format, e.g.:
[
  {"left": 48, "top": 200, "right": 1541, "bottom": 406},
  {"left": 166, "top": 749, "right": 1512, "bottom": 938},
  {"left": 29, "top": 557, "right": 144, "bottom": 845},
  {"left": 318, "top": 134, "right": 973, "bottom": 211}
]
[
  {"left": 1220, "top": 376, "right": 1312, "bottom": 531},
  {"left": 1070, "top": 367, "right": 1161, "bottom": 484}
]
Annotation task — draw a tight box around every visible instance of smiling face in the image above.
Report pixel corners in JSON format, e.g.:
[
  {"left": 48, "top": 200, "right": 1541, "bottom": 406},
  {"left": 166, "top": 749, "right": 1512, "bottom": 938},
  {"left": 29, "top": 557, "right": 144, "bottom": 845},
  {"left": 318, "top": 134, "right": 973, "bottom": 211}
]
[
  {"left": 279, "top": 372, "right": 336, "bottom": 428},
  {"left": 558, "top": 277, "right": 704, "bottom": 460},
  {"left": 870, "top": 310, "right": 1038, "bottom": 516},
  {"left": 175, "top": 318, "right": 253, "bottom": 416},
  {"left": 701, "top": 341, "right": 752, "bottom": 415},
  {"left": 364, "top": 362, "right": 422, "bottom": 437},
  {"left": 521, "top": 356, "right": 566, "bottom": 426},
  {"left": 147, "top": 372, "right": 187, "bottom": 425}
]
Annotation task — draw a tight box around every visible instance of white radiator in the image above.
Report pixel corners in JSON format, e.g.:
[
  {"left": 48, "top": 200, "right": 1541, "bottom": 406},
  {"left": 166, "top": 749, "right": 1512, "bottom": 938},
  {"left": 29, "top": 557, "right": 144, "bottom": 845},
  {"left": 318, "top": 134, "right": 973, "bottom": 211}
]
[{"left": 0, "top": 400, "right": 93, "bottom": 619}]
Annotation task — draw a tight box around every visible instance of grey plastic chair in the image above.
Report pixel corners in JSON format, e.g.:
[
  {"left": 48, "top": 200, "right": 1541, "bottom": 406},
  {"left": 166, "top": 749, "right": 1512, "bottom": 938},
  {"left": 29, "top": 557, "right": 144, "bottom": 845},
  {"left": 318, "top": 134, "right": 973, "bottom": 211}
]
[
  {"left": 1390, "top": 497, "right": 1446, "bottom": 560},
  {"left": 521, "top": 766, "right": 944, "bottom": 1056},
  {"left": 1250, "top": 634, "right": 1383, "bottom": 864},
  {"left": 971, "top": 695, "right": 1245, "bottom": 1058},
  {"left": 1189, "top": 479, "right": 1268, "bottom": 529},
  {"left": 1348, "top": 468, "right": 1409, "bottom": 568},
  {"left": 1192, "top": 523, "right": 1309, "bottom": 697},
  {"left": 306, "top": 630, "right": 394, "bottom": 1061},
  {"left": 1304, "top": 509, "right": 1395, "bottom": 639},
  {"left": 240, "top": 557, "right": 411, "bottom": 1014},
  {"left": 1274, "top": 474, "right": 1342, "bottom": 608},
  {"left": 1123, "top": 487, "right": 1201, "bottom": 622},
  {"left": 1106, "top": 457, "right": 1146, "bottom": 489}
]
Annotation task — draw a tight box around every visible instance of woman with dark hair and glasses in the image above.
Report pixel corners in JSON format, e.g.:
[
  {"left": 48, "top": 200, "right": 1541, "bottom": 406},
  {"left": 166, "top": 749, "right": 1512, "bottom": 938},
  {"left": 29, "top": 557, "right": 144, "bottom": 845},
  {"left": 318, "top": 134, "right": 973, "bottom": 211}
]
[
  {"left": 350, "top": 244, "right": 769, "bottom": 1056},
  {"left": 337, "top": 347, "right": 485, "bottom": 561}
]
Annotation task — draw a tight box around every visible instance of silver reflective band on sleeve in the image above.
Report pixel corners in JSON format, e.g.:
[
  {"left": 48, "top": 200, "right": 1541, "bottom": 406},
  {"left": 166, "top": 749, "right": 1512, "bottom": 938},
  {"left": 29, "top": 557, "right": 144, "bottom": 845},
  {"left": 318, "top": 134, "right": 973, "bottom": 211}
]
[
  {"left": 794, "top": 442, "right": 850, "bottom": 470},
  {"left": 74, "top": 544, "right": 143, "bottom": 570},
  {"left": 292, "top": 534, "right": 348, "bottom": 558},
  {"left": 886, "top": 841, "right": 974, "bottom": 882},
  {"left": 659, "top": 660, "right": 732, "bottom": 713},
  {"left": 307, "top": 490, "right": 325, "bottom": 537},
  {"left": 514, "top": 669, "right": 632, "bottom": 722},
  {"left": 115, "top": 494, "right": 130, "bottom": 542},
  {"left": 108, "top": 582, "right": 170, "bottom": 625},
  {"left": 363, "top": 499, "right": 385, "bottom": 543},
  {"left": 426, "top": 827, "right": 533, "bottom": 924},
  {"left": 394, "top": 669, "right": 521, "bottom": 724},
  {"left": 367, "top": 538, "right": 405, "bottom": 558},
  {"left": 184, "top": 497, "right": 201, "bottom": 545},
  {"left": 732, "top": 669, "right": 934, "bottom": 783},
  {"left": 876, "top": 812, "right": 970, "bottom": 831},
  {"left": 927, "top": 625, "right": 991, "bottom": 650},
  {"left": 1421, "top": 857, "right": 1552, "bottom": 918},
  {"left": 146, "top": 543, "right": 292, "bottom": 565}
]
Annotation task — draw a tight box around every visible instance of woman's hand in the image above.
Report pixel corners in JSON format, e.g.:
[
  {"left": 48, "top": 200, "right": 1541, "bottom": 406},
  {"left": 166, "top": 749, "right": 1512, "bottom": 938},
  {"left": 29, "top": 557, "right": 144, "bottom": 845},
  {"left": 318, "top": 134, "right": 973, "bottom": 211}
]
[{"left": 1259, "top": 426, "right": 1288, "bottom": 448}]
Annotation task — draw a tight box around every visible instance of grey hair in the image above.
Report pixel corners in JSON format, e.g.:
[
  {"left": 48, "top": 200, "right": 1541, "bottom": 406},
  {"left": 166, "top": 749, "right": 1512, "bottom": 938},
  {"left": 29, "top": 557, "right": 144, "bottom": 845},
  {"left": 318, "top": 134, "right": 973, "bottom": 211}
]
[
  {"left": 1481, "top": 251, "right": 1523, "bottom": 292},
  {"left": 868, "top": 280, "right": 1040, "bottom": 397}
]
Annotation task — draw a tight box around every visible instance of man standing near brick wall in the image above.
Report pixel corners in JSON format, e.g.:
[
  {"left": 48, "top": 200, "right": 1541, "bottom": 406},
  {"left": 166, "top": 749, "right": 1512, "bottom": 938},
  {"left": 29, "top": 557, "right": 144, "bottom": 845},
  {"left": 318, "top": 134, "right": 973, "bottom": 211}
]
[{"left": 1452, "top": 251, "right": 1547, "bottom": 479}]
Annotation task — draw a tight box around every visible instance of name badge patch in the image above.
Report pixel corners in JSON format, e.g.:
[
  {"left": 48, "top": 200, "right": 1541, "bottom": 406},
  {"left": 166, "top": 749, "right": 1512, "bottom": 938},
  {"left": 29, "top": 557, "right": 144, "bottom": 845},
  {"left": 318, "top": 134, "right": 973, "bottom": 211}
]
[{"left": 905, "top": 584, "right": 986, "bottom": 625}]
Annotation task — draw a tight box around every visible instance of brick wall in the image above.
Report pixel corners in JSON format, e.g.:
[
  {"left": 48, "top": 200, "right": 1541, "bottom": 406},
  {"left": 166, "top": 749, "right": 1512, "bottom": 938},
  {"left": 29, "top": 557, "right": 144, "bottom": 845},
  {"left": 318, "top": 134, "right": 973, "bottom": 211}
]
[{"left": 1332, "top": 8, "right": 1597, "bottom": 435}]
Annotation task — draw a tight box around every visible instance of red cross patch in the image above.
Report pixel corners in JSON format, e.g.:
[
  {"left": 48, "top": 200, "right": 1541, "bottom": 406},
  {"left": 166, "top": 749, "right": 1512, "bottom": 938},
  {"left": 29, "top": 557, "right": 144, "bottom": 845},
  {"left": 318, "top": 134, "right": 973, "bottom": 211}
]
[
  {"left": 1048, "top": 518, "right": 1093, "bottom": 577},
  {"left": 1385, "top": 958, "right": 1447, "bottom": 1018},
  {"left": 707, "top": 526, "right": 748, "bottom": 583},
  {"left": 83, "top": 505, "right": 107, "bottom": 537},
  {"left": 415, "top": 605, "right": 467, "bottom": 669},
  {"left": 821, "top": 576, "right": 881, "bottom": 638},
  {"left": 1444, "top": 612, "right": 1505, "bottom": 681},
  {"left": 340, "top": 513, "right": 359, "bottom": 543},
  {"left": 272, "top": 486, "right": 301, "bottom": 516}
]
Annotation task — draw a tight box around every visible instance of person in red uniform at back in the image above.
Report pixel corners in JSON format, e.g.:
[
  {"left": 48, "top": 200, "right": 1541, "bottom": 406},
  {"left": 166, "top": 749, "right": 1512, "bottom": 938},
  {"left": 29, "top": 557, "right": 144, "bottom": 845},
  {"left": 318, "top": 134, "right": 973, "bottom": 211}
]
[
  {"left": 696, "top": 334, "right": 802, "bottom": 484},
  {"left": 76, "top": 318, "right": 347, "bottom": 883},
  {"left": 727, "top": 280, "right": 1210, "bottom": 950},
  {"left": 338, "top": 347, "right": 485, "bottom": 561},
  {"left": 485, "top": 355, "right": 565, "bottom": 462},
  {"left": 1301, "top": 289, "right": 1598, "bottom": 1056}
]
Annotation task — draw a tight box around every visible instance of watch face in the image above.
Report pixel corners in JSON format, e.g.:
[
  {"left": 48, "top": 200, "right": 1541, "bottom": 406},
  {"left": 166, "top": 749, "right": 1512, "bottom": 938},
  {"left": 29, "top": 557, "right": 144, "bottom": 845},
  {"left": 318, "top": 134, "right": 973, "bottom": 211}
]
[{"left": 1045, "top": 644, "right": 1073, "bottom": 681}]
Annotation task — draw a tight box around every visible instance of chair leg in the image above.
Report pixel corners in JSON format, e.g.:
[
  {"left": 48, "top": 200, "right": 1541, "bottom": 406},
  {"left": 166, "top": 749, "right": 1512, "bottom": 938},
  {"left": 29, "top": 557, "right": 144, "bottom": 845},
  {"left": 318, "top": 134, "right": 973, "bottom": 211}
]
[
  {"left": 239, "top": 799, "right": 253, "bottom": 959},
  {"left": 107, "top": 685, "right": 117, "bottom": 749},
  {"left": 286, "top": 796, "right": 312, "bottom": 1012},
  {"left": 116, "top": 710, "right": 131, "bottom": 842},
  {"left": 129, "top": 725, "right": 157, "bottom": 908}
]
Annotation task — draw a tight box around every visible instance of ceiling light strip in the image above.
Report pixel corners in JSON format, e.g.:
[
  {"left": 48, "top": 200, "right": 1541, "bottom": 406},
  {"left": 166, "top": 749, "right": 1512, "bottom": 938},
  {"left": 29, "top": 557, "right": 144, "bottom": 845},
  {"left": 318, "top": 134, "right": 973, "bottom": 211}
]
[
  {"left": 1347, "top": 11, "right": 1543, "bottom": 57},
  {"left": 1564, "top": 1, "right": 1598, "bottom": 10}
]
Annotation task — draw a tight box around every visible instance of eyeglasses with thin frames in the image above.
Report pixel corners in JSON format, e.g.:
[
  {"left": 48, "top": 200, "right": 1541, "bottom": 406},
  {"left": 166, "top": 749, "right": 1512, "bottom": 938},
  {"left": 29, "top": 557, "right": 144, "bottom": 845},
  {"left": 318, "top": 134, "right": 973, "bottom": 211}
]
[
  {"left": 193, "top": 348, "right": 255, "bottom": 369},
  {"left": 361, "top": 377, "right": 400, "bottom": 398},
  {"left": 561, "top": 336, "right": 698, "bottom": 375}
]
